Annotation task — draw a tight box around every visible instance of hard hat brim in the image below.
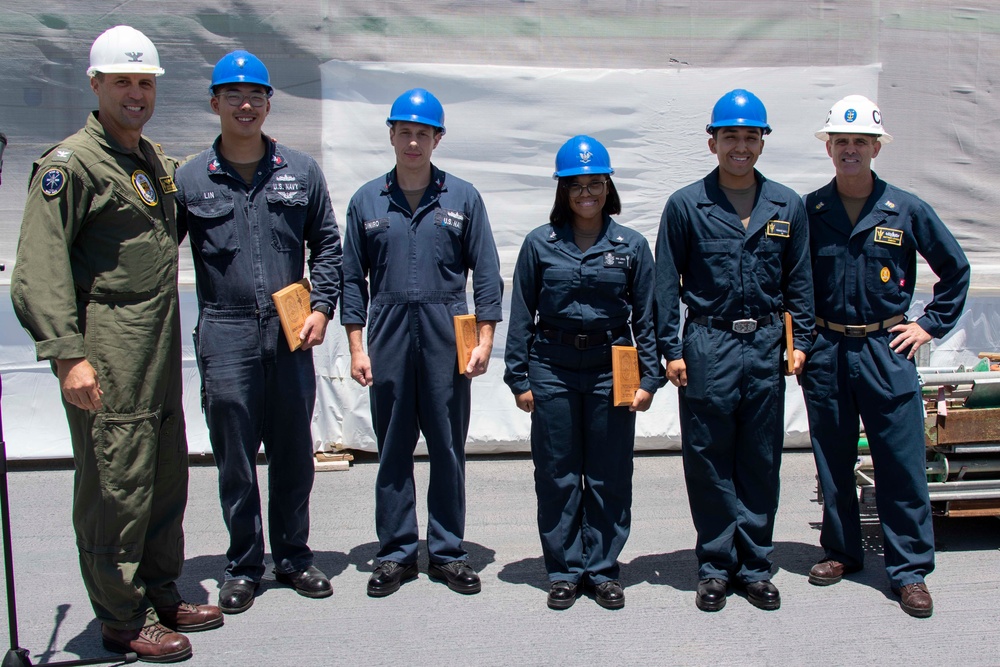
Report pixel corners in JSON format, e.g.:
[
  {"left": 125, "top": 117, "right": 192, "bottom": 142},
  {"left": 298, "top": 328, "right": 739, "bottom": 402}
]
[
  {"left": 552, "top": 166, "right": 615, "bottom": 179},
  {"left": 386, "top": 115, "right": 446, "bottom": 133},
  {"left": 816, "top": 128, "right": 893, "bottom": 144},
  {"left": 210, "top": 77, "right": 274, "bottom": 96},
  {"left": 87, "top": 64, "right": 165, "bottom": 77},
  {"left": 706, "top": 120, "right": 772, "bottom": 135}
]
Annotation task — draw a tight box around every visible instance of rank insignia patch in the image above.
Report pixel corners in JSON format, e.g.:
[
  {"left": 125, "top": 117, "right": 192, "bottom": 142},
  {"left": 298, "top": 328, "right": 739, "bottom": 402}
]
[
  {"left": 40, "top": 168, "right": 66, "bottom": 196},
  {"left": 132, "top": 170, "right": 159, "bottom": 206}
]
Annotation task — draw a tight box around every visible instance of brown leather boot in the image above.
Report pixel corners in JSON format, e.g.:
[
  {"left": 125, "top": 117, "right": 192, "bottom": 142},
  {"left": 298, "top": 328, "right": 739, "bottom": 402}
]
[
  {"left": 156, "top": 601, "right": 224, "bottom": 632},
  {"left": 894, "top": 582, "right": 933, "bottom": 618},
  {"left": 102, "top": 622, "right": 192, "bottom": 663},
  {"left": 808, "top": 559, "right": 861, "bottom": 586}
]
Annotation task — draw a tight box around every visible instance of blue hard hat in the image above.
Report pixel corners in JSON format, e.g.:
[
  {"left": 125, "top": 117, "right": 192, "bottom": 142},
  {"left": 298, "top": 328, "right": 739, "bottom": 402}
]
[
  {"left": 553, "top": 135, "right": 614, "bottom": 179},
  {"left": 706, "top": 89, "right": 771, "bottom": 135},
  {"left": 386, "top": 88, "right": 446, "bottom": 133},
  {"left": 210, "top": 50, "right": 273, "bottom": 96}
]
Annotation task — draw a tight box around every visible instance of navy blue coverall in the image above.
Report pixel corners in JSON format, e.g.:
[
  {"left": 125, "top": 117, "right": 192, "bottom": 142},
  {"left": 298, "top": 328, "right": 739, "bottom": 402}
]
[
  {"left": 341, "top": 165, "right": 503, "bottom": 566},
  {"left": 802, "top": 175, "right": 970, "bottom": 588},
  {"left": 504, "top": 217, "right": 661, "bottom": 585},
  {"left": 176, "top": 136, "right": 342, "bottom": 582},
  {"left": 656, "top": 168, "right": 814, "bottom": 583}
]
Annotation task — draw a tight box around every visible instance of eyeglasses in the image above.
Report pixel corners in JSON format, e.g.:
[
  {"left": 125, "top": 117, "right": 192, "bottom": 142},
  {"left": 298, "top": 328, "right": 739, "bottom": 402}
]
[
  {"left": 219, "top": 92, "right": 268, "bottom": 108},
  {"left": 564, "top": 180, "right": 608, "bottom": 197}
]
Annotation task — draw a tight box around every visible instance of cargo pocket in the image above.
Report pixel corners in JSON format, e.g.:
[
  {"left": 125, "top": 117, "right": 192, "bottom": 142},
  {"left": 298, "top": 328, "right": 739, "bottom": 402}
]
[
  {"left": 94, "top": 410, "right": 159, "bottom": 493},
  {"left": 680, "top": 323, "right": 709, "bottom": 402},
  {"left": 801, "top": 331, "right": 835, "bottom": 401}
]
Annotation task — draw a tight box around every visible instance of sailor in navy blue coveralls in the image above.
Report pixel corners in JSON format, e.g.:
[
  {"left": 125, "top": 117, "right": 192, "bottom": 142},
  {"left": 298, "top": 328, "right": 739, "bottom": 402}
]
[
  {"left": 656, "top": 96, "right": 813, "bottom": 612},
  {"left": 505, "top": 136, "right": 660, "bottom": 611},
  {"left": 802, "top": 97, "right": 969, "bottom": 618},
  {"left": 341, "top": 96, "right": 502, "bottom": 597},
  {"left": 175, "top": 58, "right": 342, "bottom": 612}
]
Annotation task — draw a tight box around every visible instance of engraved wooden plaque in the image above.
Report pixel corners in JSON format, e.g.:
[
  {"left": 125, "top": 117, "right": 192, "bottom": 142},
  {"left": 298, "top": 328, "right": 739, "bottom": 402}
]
[
  {"left": 612, "top": 345, "right": 640, "bottom": 407},
  {"left": 784, "top": 311, "right": 795, "bottom": 374},
  {"left": 454, "top": 314, "right": 478, "bottom": 373},
  {"left": 272, "top": 278, "right": 312, "bottom": 352}
]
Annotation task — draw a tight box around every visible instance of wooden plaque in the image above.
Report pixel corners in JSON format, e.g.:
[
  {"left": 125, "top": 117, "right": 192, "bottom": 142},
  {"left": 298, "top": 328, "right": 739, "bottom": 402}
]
[
  {"left": 612, "top": 345, "right": 640, "bottom": 407},
  {"left": 454, "top": 314, "right": 478, "bottom": 373},
  {"left": 783, "top": 311, "right": 795, "bottom": 374},
  {"left": 273, "top": 278, "right": 312, "bottom": 351}
]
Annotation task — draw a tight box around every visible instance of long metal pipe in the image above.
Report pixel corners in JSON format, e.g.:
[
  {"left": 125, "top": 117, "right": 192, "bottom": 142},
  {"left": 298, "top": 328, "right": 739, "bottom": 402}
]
[
  {"left": 919, "top": 371, "right": 1000, "bottom": 386},
  {"left": 858, "top": 455, "right": 1000, "bottom": 479},
  {"left": 927, "top": 488, "right": 1000, "bottom": 501}
]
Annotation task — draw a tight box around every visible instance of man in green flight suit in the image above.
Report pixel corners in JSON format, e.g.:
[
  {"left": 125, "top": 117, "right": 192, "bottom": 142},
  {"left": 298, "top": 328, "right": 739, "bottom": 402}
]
[{"left": 10, "top": 25, "right": 221, "bottom": 663}]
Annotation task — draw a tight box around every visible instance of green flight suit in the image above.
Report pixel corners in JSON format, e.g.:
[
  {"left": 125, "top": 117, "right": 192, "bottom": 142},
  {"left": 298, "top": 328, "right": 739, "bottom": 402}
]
[{"left": 11, "top": 112, "right": 188, "bottom": 630}]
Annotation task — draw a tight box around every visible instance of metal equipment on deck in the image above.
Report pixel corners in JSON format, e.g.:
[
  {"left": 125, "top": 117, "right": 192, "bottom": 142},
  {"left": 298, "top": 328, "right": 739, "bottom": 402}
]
[{"left": 855, "top": 354, "right": 1000, "bottom": 518}]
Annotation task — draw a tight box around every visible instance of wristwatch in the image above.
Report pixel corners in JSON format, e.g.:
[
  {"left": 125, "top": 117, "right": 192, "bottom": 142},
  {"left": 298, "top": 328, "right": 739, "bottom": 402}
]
[{"left": 312, "top": 303, "right": 333, "bottom": 320}]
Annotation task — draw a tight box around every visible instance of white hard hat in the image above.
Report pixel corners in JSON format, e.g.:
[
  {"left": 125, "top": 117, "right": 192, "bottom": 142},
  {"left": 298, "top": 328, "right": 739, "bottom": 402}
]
[
  {"left": 87, "top": 25, "right": 164, "bottom": 77},
  {"left": 815, "top": 95, "right": 892, "bottom": 143}
]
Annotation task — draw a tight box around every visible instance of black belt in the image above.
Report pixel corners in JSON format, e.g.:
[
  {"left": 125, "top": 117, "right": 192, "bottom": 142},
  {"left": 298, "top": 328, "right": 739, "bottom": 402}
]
[
  {"left": 689, "top": 313, "right": 779, "bottom": 334},
  {"left": 540, "top": 324, "right": 630, "bottom": 350},
  {"left": 815, "top": 314, "right": 905, "bottom": 337}
]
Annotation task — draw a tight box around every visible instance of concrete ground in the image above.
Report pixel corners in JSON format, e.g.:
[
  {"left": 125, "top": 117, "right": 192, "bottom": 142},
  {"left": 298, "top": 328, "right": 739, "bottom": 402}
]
[{"left": 1, "top": 451, "right": 998, "bottom": 666}]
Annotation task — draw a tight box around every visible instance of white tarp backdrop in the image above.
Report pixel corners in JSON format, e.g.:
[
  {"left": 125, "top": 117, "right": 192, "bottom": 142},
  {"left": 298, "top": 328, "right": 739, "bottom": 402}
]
[{"left": 1, "top": 1, "right": 999, "bottom": 459}]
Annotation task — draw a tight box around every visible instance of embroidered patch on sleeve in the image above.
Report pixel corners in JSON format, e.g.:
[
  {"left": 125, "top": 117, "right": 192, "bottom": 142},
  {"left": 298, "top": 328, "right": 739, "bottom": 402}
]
[{"left": 39, "top": 168, "right": 66, "bottom": 196}]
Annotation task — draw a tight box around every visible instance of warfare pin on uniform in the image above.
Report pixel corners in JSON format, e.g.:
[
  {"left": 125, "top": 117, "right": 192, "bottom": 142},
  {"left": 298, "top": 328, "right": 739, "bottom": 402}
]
[{"left": 159, "top": 175, "right": 178, "bottom": 194}]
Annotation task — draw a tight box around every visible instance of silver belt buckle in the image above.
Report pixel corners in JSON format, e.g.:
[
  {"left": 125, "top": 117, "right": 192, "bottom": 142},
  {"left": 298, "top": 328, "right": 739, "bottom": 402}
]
[
  {"left": 732, "top": 319, "right": 757, "bottom": 334},
  {"left": 844, "top": 324, "right": 867, "bottom": 337}
]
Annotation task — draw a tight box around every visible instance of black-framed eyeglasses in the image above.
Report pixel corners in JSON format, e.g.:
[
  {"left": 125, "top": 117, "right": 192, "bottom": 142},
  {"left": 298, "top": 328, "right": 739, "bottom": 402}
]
[
  {"left": 219, "top": 92, "right": 268, "bottom": 108},
  {"left": 564, "top": 180, "right": 608, "bottom": 197}
]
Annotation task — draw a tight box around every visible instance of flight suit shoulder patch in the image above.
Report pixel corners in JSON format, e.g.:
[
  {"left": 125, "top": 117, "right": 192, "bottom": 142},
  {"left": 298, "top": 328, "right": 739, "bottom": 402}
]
[{"left": 39, "top": 167, "right": 67, "bottom": 196}]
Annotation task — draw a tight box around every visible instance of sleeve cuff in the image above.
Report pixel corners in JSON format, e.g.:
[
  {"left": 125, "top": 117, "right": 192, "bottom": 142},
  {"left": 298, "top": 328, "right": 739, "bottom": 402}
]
[
  {"left": 475, "top": 305, "right": 503, "bottom": 322},
  {"left": 34, "top": 333, "right": 86, "bottom": 361}
]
